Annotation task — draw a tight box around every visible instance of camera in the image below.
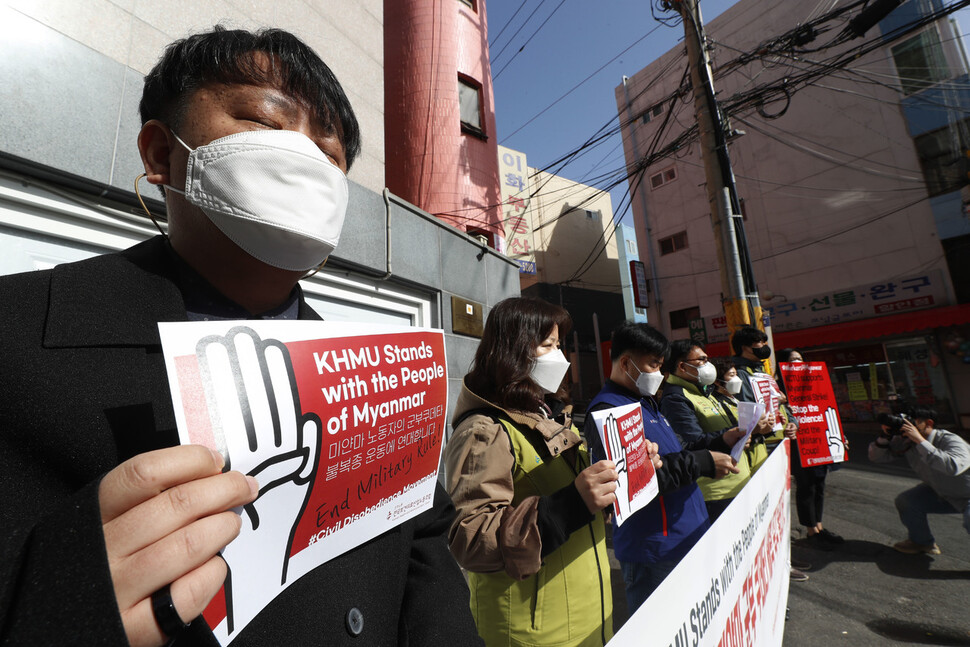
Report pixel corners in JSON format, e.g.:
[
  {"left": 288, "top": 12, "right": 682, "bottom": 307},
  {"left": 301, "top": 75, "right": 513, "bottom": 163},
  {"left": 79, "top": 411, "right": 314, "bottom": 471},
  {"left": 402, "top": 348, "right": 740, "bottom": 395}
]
[{"left": 877, "top": 412, "right": 907, "bottom": 434}]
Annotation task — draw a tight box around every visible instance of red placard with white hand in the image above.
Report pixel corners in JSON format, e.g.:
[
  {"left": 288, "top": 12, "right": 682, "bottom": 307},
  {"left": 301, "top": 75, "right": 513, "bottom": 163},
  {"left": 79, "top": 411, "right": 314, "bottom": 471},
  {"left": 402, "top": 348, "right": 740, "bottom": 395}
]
[
  {"left": 159, "top": 321, "right": 448, "bottom": 644},
  {"left": 779, "top": 362, "right": 848, "bottom": 468},
  {"left": 590, "top": 402, "right": 658, "bottom": 526}
]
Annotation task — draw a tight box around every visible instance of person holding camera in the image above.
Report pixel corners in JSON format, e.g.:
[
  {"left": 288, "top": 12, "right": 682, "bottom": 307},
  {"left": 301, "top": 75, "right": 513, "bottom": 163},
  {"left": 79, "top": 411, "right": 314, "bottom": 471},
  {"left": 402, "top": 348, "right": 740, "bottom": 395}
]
[{"left": 868, "top": 407, "right": 970, "bottom": 555}]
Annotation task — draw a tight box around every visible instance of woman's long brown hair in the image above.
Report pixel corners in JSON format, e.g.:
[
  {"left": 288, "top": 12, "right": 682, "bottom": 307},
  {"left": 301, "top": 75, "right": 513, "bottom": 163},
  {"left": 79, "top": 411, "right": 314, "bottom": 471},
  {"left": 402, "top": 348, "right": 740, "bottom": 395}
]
[{"left": 465, "top": 297, "right": 572, "bottom": 412}]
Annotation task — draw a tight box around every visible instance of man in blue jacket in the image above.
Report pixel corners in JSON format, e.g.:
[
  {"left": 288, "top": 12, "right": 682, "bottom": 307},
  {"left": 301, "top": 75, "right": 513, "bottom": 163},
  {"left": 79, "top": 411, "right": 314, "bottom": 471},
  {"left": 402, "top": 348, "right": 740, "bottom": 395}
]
[{"left": 583, "top": 322, "right": 739, "bottom": 612}]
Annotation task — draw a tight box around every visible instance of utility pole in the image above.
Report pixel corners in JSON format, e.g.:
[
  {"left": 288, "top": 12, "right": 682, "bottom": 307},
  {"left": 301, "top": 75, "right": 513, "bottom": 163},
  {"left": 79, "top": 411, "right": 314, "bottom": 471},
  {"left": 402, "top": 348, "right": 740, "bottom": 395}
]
[{"left": 675, "top": 0, "right": 767, "bottom": 343}]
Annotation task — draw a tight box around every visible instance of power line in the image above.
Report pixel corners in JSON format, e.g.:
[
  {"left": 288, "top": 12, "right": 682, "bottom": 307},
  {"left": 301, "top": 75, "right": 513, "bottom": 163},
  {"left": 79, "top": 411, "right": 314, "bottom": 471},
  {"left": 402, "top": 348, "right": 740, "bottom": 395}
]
[
  {"left": 493, "top": 0, "right": 568, "bottom": 81},
  {"left": 487, "top": 1, "right": 530, "bottom": 49},
  {"left": 489, "top": 0, "right": 552, "bottom": 66},
  {"left": 499, "top": 22, "right": 665, "bottom": 143}
]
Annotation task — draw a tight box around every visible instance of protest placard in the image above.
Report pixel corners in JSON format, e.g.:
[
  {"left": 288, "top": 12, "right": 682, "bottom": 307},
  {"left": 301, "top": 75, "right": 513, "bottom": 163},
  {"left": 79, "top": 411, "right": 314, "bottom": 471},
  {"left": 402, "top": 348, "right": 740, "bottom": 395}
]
[
  {"left": 732, "top": 401, "right": 766, "bottom": 463},
  {"left": 590, "top": 402, "right": 658, "bottom": 526},
  {"left": 779, "top": 362, "right": 848, "bottom": 467},
  {"left": 610, "top": 441, "right": 791, "bottom": 647},
  {"left": 749, "top": 374, "right": 784, "bottom": 431},
  {"left": 159, "top": 321, "right": 448, "bottom": 644}
]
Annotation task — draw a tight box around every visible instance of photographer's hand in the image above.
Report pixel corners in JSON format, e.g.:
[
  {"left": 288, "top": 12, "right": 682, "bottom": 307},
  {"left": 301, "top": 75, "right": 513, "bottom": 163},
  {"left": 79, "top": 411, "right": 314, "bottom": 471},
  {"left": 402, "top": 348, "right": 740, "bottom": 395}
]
[{"left": 900, "top": 419, "right": 925, "bottom": 445}]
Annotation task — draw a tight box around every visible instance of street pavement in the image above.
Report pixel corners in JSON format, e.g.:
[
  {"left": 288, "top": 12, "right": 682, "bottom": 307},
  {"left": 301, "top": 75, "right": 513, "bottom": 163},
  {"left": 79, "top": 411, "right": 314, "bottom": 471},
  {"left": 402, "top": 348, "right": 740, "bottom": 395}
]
[{"left": 608, "top": 427, "right": 970, "bottom": 645}]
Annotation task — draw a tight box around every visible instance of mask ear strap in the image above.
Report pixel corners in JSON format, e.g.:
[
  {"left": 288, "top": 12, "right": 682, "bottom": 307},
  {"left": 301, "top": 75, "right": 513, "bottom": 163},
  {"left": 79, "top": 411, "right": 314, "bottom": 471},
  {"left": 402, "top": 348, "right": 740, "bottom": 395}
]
[
  {"left": 302, "top": 257, "right": 329, "bottom": 280},
  {"left": 135, "top": 173, "right": 169, "bottom": 240}
]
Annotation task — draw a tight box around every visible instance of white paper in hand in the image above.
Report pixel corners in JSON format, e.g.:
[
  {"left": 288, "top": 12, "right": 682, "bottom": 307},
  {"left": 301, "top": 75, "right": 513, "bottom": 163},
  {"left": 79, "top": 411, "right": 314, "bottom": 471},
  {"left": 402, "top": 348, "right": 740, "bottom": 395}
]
[{"left": 732, "top": 401, "right": 765, "bottom": 462}]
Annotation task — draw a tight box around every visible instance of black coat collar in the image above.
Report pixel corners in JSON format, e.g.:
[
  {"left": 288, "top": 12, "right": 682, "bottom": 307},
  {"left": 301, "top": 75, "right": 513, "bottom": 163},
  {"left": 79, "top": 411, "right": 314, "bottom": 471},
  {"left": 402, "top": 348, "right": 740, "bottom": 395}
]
[{"left": 44, "top": 236, "right": 319, "bottom": 348}]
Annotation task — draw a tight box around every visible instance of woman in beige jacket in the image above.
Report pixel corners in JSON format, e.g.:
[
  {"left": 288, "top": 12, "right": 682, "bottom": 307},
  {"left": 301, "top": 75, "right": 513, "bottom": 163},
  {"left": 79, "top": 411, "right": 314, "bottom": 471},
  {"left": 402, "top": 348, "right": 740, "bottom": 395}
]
[{"left": 445, "top": 297, "right": 618, "bottom": 647}]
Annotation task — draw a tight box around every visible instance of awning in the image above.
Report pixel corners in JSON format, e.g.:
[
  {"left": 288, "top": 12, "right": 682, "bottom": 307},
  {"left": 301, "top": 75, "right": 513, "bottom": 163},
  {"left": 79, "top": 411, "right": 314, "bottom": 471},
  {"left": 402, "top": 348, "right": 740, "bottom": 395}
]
[{"left": 703, "top": 303, "right": 970, "bottom": 356}]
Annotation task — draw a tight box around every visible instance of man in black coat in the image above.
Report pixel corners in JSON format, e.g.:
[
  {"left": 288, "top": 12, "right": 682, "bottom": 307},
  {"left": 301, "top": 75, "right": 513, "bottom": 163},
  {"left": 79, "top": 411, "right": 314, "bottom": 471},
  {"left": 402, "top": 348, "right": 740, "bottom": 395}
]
[{"left": 0, "top": 26, "right": 482, "bottom": 647}]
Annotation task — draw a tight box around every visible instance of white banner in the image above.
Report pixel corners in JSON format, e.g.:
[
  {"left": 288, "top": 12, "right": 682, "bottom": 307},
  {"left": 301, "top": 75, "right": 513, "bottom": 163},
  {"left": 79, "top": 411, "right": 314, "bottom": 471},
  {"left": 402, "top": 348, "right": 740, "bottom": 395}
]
[{"left": 610, "top": 441, "right": 792, "bottom": 647}]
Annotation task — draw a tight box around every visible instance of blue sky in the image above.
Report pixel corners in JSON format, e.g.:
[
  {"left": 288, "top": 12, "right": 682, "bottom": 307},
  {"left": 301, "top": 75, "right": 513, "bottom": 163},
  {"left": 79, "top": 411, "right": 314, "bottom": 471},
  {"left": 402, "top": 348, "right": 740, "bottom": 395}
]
[{"left": 486, "top": 0, "right": 970, "bottom": 225}]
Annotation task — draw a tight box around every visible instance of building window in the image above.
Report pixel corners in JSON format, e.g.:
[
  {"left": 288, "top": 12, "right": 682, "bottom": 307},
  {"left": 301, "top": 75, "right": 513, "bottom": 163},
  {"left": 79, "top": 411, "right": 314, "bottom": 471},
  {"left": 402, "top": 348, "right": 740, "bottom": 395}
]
[
  {"left": 641, "top": 103, "right": 664, "bottom": 124},
  {"left": 669, "top": 306, "right": 700, "bottom": 330},
  {"left": 891, "top": 28, "right": 949, "bottom": 96},
  {"left": 658, "top": 230, "right": 688, "bottom": 256},
  {"left": 584, "top": 209, "right": 600, "bottom": 220},
  {"left": 913, "top": 118, "right": 970, "bottom": 196},
  {"left": 649, "top": 165, "right": 677, "bottom": 189},
  {"left": 626, "top": 239, "right": 637, "bottom": 255},
  {"left": 457, "top": 0, "right": 477, "bottom": 10},
  {"left": 459, "top": 75, "right": 485, "bottom": 137}
]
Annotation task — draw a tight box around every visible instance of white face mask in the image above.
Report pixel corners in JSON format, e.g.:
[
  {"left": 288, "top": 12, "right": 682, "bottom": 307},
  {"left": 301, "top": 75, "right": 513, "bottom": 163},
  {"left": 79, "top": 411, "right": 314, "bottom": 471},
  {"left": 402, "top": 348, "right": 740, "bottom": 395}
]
[
  {"left": 686, "top": 361, "right": 717, "bottom": 387},
  {"left": 166, "top": 129, "right": 349, "bottom": 271},
  {"left": 626, "top": 362, "right": 664, "bottom": 397},
  {"left": 531, "top": 348, "right": 570, "bottom": 394},
  {"left": 724, "top": 375, "right": 742, "bottom": 395}
]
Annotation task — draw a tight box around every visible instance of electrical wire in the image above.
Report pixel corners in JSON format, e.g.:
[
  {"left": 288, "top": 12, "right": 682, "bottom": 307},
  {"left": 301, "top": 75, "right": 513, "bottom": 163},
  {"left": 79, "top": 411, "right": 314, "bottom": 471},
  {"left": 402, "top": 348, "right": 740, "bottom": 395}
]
[
  {"left": 489, "top": 0, "right": 552, "bottom": 66},
  {"left": 498, "top": 22, "right": 666, "bottom": 143},
  {"left": 492, "top": 0, "right": 568, "bottom": 82},
  {"left": 488, "top": 1, "right": 530, "bottom": 49}
]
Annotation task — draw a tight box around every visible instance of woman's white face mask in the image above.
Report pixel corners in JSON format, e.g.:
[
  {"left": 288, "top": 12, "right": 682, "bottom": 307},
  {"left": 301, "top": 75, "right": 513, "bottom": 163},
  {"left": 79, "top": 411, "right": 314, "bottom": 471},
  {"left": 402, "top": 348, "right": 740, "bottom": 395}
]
[{"left": 531, "top": 348, "right": 570, "bottom": 394}]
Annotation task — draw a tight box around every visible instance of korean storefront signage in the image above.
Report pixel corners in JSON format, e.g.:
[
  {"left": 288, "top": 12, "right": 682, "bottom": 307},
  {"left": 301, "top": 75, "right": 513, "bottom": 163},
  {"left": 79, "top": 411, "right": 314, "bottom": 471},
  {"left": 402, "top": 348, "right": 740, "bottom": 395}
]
[
  {"left": 703, "top": 271, "right": 947, "bottom": 343},
  {"left": 630, "top": 260, "right": 649, "bottom": 308},
  {"left": 497, "top": 145, "right": 536, "bottom": 275}
]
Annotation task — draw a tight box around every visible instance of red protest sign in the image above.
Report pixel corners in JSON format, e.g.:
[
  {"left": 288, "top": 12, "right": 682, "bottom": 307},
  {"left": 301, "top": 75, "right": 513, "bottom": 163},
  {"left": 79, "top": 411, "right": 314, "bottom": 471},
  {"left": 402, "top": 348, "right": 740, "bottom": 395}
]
[
  {"left": 590, "top": 402, "right": 658, "bottom": 525},
  {"left": 779, "top": 362, "right": 848, "bottom": 468},
  {"left": 749, "top": 374, "right": 784, "bottom": 431},
  {"left": 163, "top": 322, "right": 447, "bottom": 644}
]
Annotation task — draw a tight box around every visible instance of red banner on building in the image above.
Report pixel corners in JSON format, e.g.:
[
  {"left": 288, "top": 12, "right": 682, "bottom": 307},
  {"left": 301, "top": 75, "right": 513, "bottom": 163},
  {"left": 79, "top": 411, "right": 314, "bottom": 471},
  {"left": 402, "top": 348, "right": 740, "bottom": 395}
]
[{"left": 779, "top": 362, "right": 848, "bottom": 468}]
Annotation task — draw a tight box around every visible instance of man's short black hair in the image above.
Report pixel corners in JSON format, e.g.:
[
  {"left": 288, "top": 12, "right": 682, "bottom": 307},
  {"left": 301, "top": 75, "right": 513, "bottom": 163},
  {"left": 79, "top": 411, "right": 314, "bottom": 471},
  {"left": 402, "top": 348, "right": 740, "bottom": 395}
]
[
  {"left": 140, "top": 25, "right": 361, "bottom": 169},
  {"left": 664, "top": 338, "right": 702, "bottom": 374},
  {"left": 731, "top": 326, "right": 768, "bottom": 355},
  {"left": 907, "top": 405, "right": 938, "bottom": 422},
  {"left": 610, "top": 321, "right": 669, "bottom": 363}
]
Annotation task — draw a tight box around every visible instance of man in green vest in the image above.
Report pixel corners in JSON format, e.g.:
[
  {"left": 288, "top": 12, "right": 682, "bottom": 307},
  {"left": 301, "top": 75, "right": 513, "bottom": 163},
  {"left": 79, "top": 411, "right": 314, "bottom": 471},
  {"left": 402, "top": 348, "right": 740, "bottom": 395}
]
[{"left": 661, "top": 340, "right": 752, "bottom": 522}]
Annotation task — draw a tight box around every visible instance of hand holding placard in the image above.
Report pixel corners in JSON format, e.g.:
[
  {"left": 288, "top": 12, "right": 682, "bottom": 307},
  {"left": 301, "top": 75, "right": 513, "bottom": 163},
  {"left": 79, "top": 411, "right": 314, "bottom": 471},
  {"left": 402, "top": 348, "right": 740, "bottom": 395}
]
[{"left": 198, "top": 326, "right": 322, "bottom": 637}]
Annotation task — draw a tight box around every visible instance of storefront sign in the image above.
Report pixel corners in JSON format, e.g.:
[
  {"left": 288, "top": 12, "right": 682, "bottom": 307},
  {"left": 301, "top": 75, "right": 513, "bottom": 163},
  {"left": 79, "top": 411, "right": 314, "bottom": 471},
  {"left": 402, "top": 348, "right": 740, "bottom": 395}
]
[
  {"left": 703, "top": 271, "right": 947, "bottom": 342},
  {"left": 689, "top": 317, "right": 708, "bottom": 345},
  {"left": 497, "top": 146, "right": 536, "bottom": 275},
  {"left": 631, "top": 260, "right": 649, "bottom": 308},
  {"left": 159, "top": 321, "right": 448, "bottom": 644},
  {"left": 779, "top": 362, "right": 848, "bottom": 467},
  {"left": 846, "top": 372, "right": 869, "bottom": 401}
]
